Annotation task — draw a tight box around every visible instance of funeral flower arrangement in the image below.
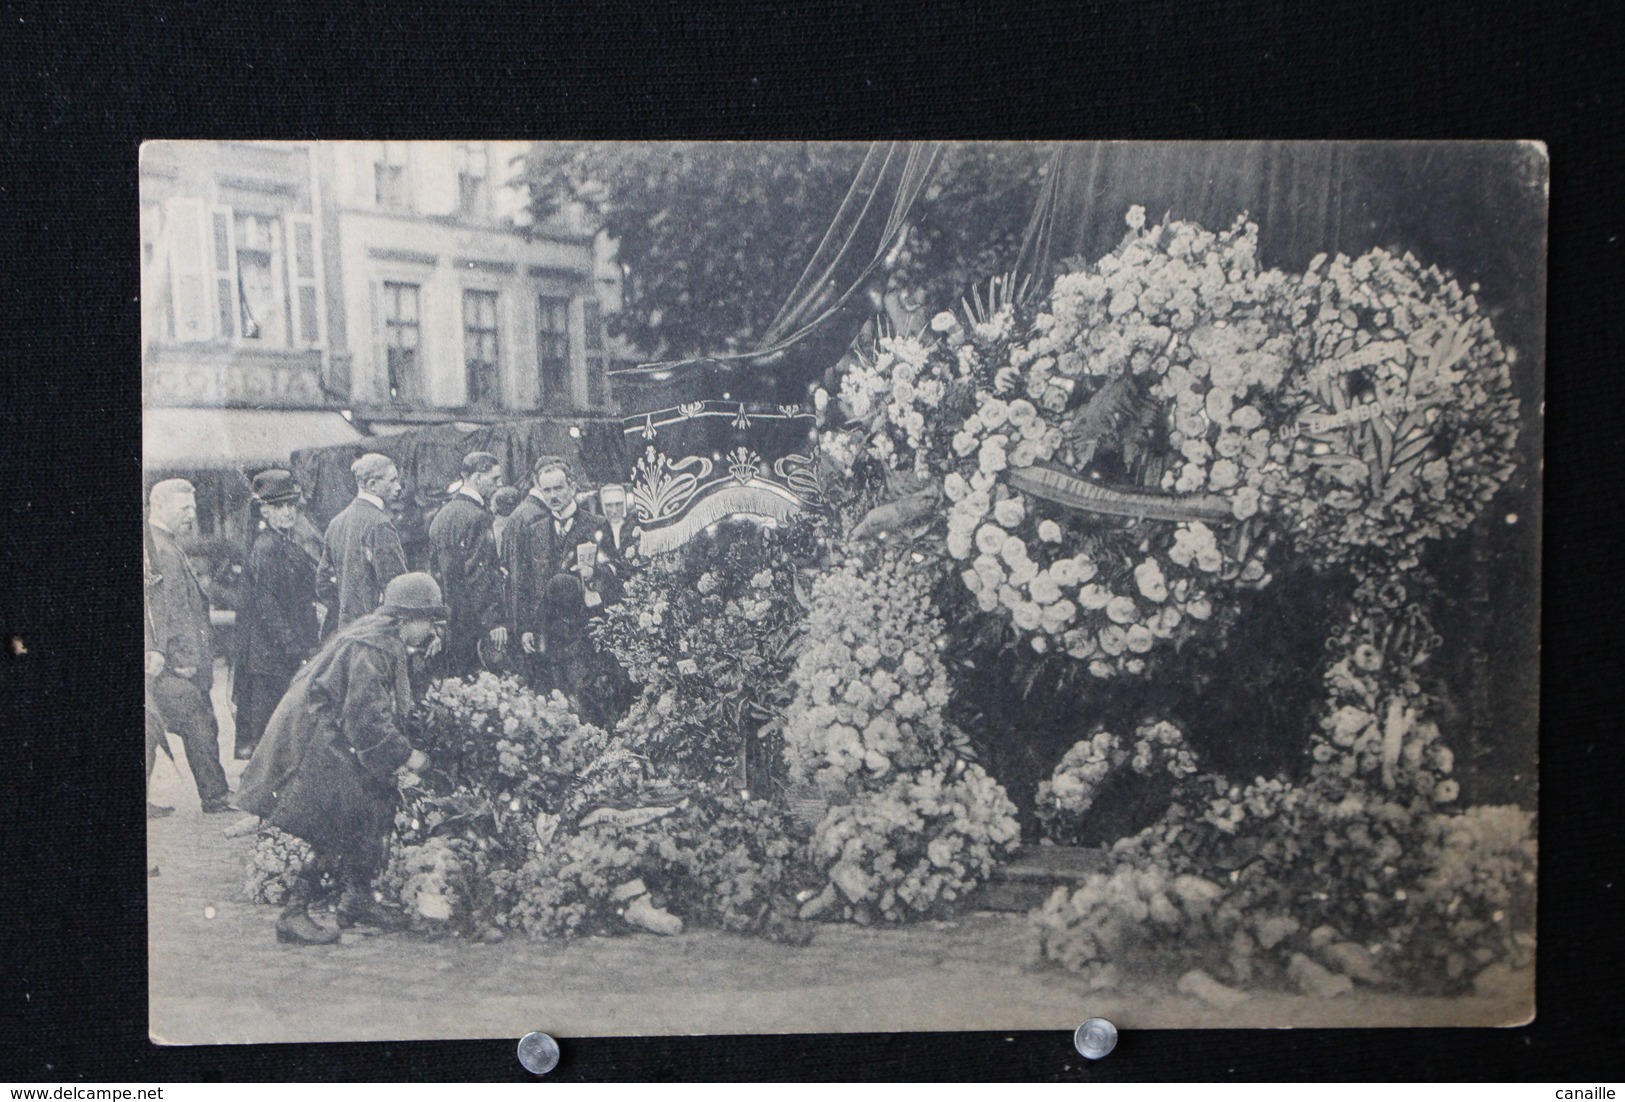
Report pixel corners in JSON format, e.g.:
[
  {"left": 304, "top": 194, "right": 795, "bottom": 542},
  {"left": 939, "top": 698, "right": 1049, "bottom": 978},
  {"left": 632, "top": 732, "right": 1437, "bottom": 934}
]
[
  {"left": 244, "top": 826, "right": 316, "bottom": 906},
  {"left": 1029, "top": 569, "right": 1535, "bottom": 996},
  {"left": 937, "top": 213, "right": 1292, "bottom": 675},
  {"left": 802, "top": 760, "right": 1019, "bottom": 923},
  {"left": 1274, "top": 249, "right": 1521, "bottom": 572},
  {"left": 1006, "top": 210, "right": 1529, "bottom": 995},
  {"left": 390, "top": 674, "right": 806, "bottom": 939},
  {"left": 822, "top": 334, "right": 955, "bottom": 478},
  {"left": 245, "top": 670, "right": 808, "bottom": 939},
  {"left": 239, "top": 203, "right": 1529, "bottom": 972},
  {"left": 505, "top": 784, "right": 807, "bottom": 940},
  {"left": 1035, "top": 720, "right": 1199, "bottom": 845},
  {"left": 594, "top": 518, "right": 817, "bottom": 785},
  {"left": 377, "top": 673, "right": 613, "bottom": 931},
  {"left": 782, "top": 551, "right": 956, "bottom": 791},
  {"left": 783, "top": 548, "right": 1019, "bottom": 922}
]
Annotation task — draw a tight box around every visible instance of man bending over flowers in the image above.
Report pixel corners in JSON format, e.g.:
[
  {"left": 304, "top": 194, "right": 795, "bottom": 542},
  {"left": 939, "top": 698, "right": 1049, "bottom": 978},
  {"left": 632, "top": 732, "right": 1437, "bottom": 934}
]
[{"left": 236, "top": 573, "right": 442, "bottom": 945}]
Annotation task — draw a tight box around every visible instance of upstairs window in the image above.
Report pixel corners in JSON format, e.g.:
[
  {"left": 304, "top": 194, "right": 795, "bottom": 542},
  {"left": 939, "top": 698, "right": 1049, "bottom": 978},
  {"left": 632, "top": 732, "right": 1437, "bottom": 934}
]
[
  {"left": 536, "top": 295, "right": 571, "bottom": 407},
  {"left": 463, "top": 289, "right": 501, "bottom": 408},
  {"left": 383, "top": 281, "right": 421, "bottom": 402},
  {"left": 375, "top": 162, "right": 408, "bottom": 210},
  {"left": 233, "top": 214, "right": 283, "bottom": 345},
  {"left": 374, "top": 142, "right": 410, "bottom": 211},
  {"left": 161, "top": 198, "right": 317, "bottom": 349}
]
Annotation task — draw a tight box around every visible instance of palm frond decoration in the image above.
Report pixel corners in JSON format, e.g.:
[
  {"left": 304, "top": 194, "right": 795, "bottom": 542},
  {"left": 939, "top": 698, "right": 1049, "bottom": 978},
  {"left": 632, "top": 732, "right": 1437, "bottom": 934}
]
[{"left": 960, "top": 272, "right": 1030, "bottom": 329}]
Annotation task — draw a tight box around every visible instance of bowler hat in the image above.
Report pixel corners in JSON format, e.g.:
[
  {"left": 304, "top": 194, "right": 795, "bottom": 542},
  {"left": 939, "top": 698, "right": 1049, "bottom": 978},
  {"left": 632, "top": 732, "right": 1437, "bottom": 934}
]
[
  {"left": 251, "top": 469, "right": 303, "bottom": 505},
  {"left": 378, "top": 572, "right": 449, "bottom": 619}
]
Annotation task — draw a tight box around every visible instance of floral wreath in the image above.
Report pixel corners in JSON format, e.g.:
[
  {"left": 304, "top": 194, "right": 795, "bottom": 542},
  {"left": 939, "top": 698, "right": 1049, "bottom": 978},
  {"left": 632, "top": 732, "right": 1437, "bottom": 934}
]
[{"left": 942, "top": 211, "right": 1292, "bottom": 675}]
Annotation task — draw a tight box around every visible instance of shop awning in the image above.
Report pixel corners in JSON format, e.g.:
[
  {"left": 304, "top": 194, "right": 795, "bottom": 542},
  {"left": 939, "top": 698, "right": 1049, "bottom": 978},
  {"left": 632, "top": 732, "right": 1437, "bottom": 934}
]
[{"left": 144, "top": 408, "right": 366, "bottom": 471}]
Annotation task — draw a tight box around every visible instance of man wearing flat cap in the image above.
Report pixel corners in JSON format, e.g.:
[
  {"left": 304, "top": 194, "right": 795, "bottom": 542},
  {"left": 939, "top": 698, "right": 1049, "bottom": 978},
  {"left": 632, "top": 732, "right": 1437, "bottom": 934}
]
[
  {"left": 427, "top": 451, "right": 508, "bottom": 678},
  {"left": 236, "top": 572, "right": 443, "bottom": 944},
  {"left": 317, "top": 453, "right": 409, "bottom": 635},
  {"left": 233, "top": 470, "right": 321, "bottom": 761}
]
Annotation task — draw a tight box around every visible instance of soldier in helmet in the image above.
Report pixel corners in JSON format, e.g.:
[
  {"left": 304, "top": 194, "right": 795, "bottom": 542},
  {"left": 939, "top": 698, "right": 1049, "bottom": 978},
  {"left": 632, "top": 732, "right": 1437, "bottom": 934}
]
[{"left": 235, "top": 572, "right": 444, "bottom": 945}]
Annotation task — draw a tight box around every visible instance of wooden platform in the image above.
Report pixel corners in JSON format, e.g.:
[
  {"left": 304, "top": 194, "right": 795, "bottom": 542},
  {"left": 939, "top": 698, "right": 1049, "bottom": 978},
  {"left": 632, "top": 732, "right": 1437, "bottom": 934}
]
[{"left": 975, "top": 845, "right": 1114, "bottom": 912}]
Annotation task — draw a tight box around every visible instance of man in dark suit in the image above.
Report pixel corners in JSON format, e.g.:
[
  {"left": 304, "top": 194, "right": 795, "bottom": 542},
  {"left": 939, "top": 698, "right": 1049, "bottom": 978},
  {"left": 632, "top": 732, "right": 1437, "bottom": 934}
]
[
  {"left": 426, "top": 451, "right": 508, "bottom": 678},
  {"left": 503, "top": 456, "right": 622, "bottom": 718},
  {"left": 233, "top": 469, "right": 321, "bottom": 761},
  {"left": 144, "top": 479, "right": 234, "bottom": 813},
  {"left": 316, "top": 453, "right": 408, "bottom": 635}
]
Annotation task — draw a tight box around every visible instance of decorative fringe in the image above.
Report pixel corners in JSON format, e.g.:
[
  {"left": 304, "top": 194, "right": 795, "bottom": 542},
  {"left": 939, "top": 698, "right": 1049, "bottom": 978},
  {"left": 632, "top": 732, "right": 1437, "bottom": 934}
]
[
  {"left": 639, "top": 484, "right": 806, "bottom": 556},
  {"left": 1008, "top": 463, "right": 1235, "bottom": 525}
]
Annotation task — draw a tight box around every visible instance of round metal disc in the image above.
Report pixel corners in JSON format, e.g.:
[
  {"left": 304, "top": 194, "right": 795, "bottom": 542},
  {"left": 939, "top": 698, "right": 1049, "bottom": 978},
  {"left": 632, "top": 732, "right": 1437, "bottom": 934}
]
[
  {"left": 517, "top": 1031, "right": 560, "bottom": 1075},
  {"left": 1074, "top": 1017, "right": 1118, "bottom": 1060}
]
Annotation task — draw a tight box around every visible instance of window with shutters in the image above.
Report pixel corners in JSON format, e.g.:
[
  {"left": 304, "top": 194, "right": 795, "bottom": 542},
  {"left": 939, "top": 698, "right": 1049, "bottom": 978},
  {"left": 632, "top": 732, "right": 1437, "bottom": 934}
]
[
  {"left": 287, "top": 215, "right": 322, "bottom": 348},
  {"left": 536, "top": 295, "right": 571, "bottom": 408},
  {"left": 464, "top": 289, "right": 502, "bottom": 409},
  {"left": 383, "top": 281, "right": 421, "bottom": 403},
  {"left": 166, "top": 198, "right": 213, "bottom": 343},
  {"left": 209, "top": 208, "right": 240, "bottom": 340},
  {"left": 233, "top": 213, "right": 285, "bottom": 345},
  {"left": 161, "top": 198, "right": 322, "bottom": 351}
]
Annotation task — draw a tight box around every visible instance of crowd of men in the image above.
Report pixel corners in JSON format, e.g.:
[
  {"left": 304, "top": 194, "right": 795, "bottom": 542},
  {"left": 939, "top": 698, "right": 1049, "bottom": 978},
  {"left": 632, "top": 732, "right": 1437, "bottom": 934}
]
[{"left": 144, "top": 451, "right": 640, "bottom": 944}]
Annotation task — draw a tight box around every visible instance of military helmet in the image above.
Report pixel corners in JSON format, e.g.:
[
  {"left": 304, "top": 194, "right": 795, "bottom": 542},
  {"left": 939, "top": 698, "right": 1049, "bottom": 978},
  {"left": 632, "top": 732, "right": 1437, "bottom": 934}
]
[{"left": 377, "top": 572, "right": 448, "bottom": 619}]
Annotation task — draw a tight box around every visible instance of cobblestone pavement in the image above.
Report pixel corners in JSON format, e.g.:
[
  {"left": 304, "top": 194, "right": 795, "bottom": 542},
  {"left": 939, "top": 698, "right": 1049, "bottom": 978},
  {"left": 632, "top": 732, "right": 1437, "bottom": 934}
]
[{"left": 146, "top": 669, "right": 1530, "bottom": 1044}]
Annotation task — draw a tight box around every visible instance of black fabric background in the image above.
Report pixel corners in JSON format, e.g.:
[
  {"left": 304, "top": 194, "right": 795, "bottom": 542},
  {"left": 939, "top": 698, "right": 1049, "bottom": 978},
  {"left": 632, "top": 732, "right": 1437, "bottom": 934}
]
[{"left": 1, "top": 0, "right": 1620, "bottom": 1082}]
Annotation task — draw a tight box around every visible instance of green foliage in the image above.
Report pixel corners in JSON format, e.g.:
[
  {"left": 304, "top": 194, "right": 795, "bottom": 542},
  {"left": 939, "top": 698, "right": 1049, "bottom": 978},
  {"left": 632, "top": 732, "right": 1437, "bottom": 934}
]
[
  {"left": 594, "top": 517, "right": 821, "bottom": 787},
  {"left": 1028, "top": 574, "right": 1536, "bottom": 997},
  {"left": 244, "top": 827, "right": 315, "bottom": 905},
  {"left": 521, "top": 141, "right": 1053, "bottom": 361},
  {"left": 507, "top": 790, "right": 809, "bottom": 940}
]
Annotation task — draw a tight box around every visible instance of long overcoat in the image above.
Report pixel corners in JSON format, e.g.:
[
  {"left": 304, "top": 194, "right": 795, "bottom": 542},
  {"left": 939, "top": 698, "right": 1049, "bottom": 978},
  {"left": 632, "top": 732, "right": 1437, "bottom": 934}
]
[
  {"left": 501, "top": 493, "right": 558, "bottom": 644},
  {"left": 236, "top": 524, "right": 320, "bottom": 680},
  {"left": 235, "top": 613, "right": 414, "bottom": 861},
  {"left": 317, "top": 497, "right": 408, "bottom": 633},
  {"left": 501, "top": 499, "right": 614, "bottom": 645},
  {"left": 426, "top": 493, "right": 504, "bottom": 675},
  {"left": 146, "top": 523, "right": 213, "bottom": 688}
]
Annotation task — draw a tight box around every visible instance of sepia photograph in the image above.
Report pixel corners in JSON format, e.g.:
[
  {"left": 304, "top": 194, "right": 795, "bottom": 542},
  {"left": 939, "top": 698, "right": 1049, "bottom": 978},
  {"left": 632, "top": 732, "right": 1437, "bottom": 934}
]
[{"left": 140, "top": 140, "right": 1543, "bottom": 1044}]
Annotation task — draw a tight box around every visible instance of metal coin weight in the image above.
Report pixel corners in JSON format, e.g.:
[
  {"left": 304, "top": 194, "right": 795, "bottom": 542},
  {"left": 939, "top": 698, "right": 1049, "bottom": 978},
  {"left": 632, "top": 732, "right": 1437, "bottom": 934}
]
[{"left": 517, "top": 1031, "right": 560, "bottom": 1075}]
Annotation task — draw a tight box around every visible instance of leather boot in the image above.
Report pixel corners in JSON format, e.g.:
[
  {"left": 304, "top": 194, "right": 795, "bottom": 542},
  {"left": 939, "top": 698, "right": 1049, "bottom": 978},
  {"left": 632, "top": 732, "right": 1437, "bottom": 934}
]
[
  {"left": 336, "top": 886, "right": 411, "bottom": 931},
  {"left": 276, "top": 903, "right": 341, "bottom": 945}
]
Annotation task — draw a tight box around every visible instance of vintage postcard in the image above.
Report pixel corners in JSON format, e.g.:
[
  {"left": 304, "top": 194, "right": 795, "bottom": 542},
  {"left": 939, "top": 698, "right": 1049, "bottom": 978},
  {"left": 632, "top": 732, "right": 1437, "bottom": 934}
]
[{"left": 143, "top": 140, "right": 1542, "bottom": 1042}]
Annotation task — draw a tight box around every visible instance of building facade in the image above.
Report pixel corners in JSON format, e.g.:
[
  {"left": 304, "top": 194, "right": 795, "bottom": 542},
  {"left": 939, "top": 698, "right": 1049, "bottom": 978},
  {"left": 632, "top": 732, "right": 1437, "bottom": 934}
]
[
  {"left": 141, "top": 141, "right": 617, "bottom": 435},
  {"left": 324, "top": 141, "right": 616, "bottom": 431},
  {"left": 141, "top": 140, "right": 621, "bottom": 542}
]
